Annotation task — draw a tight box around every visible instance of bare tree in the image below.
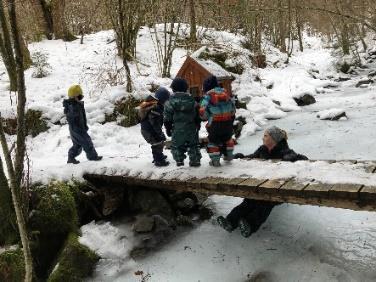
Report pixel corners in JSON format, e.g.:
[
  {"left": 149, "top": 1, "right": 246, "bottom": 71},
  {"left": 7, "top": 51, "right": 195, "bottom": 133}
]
[
  {"left": 149, "top": 0, "right": 184, "bottom": 77},
  {"left": 106, "top": 0, "right": 148, "bottom": 92},
  {"left": 0, "top": 0, "right": 17, "bottom": 90},
  {"left": 0, "top": 0, "right": 33, "bottom": 280}
]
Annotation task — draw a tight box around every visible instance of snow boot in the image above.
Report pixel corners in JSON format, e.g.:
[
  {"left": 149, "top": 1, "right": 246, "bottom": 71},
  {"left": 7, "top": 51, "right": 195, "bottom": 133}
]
[
  {"left": 67, "top": 157, "right": 80, "bottom": 164},
  {"left": 189, "top": 161, "right": 201, "bottom": 167},
  {"left": 238, "top": 218, "right": 252, "bottom": 238},
  {"left": 155, "top": 159, "right": 170, "bottom": 167},
  {"left": 209, "top": 159, "right": 221, "bottom": 167},
  {"left": 89, "top": 156, "right": 103, "bottom": 161},
  {"left": 217, "top": 216, "right": 234, "bottom": 232},
  {"left": 223, "top": 155, "right": 233, "bottom": 162}
]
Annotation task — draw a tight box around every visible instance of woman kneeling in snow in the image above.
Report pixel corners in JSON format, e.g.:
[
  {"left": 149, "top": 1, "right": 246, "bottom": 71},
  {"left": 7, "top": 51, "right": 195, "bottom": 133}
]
[{"left": 217, "top": 126, "right": 308, "bottom": 238}]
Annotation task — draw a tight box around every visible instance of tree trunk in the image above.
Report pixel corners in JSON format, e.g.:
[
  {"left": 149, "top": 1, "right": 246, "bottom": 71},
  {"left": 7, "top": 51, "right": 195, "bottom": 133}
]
[
  {"left": 37, "top": 0, "right": 53, "bottom": 40},
  {"left": 189, "top": 0, "right": 197, "bottom": 43},
  {"left": 0, "top": 156, "right": 17, "bottom": 245},
  {"left": 51, "top": 0, "right": 76, "bottom": 41},
  {"left": 3, "top": 0, "right": 34, "bottom": 280},
  {"left": 0, "top": 0, "right": 17, "bottom": 91}
]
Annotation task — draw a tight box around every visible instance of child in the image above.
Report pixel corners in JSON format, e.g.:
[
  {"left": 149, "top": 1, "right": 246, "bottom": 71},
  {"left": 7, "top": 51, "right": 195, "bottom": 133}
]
[
  {"left": 199, "top": 75, "right": 236, "bottom": 167},
  {"left": 63, "top": 85, "right": 102, "bottom": 164},
  {"left": 138, "top": 87, "right": 171, "bottom": 167},
  {"left": 164, "top": 77, "right": 201, "bottom": 167}
]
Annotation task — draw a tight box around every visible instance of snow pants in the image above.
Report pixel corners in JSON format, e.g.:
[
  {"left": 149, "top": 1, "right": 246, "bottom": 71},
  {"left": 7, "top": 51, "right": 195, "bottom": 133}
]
[
  {"left": 171, "top": 128, "right": 201, "bottom": 164},
  {"left": 141, "top": 129, "right": 165, "bottom": 163},
  {"left": 207, "top": 121, "right": 234, "bottom": 162},
  {"left": 226, "top": 199, "right": 280, "bottom": 234},
  {"left": 68, "top": 128, "right": 98, "bottom": 160}
]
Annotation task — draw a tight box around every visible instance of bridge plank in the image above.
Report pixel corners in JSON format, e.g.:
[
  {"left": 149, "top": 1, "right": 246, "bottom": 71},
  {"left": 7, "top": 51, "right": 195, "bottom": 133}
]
[
  {"left": 279, "top": 179, "right": 310, "bottom": 197},
  {"left": 329, "top": 184, "right": 363, "bottom": 200},
  {"left": 364, "top": 163, "right": 376, "bottom": 173},
  {"left": 258, "top": 179, "right": 289, "bottom": 194},
  {"left": 217, "top": 178, "right": 249, "bottom": 193},
  {"left": 303, "top": 183, "right": 332, "bottom": 198},
  {"left": 359, "top": 186, "right": 376, "bottom": 201}
]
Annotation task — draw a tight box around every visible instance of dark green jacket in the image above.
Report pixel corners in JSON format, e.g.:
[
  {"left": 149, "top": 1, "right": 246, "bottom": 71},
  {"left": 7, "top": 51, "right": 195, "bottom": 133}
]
[{"left": 164, "top": 92, "right": 200, "bottom": 133}]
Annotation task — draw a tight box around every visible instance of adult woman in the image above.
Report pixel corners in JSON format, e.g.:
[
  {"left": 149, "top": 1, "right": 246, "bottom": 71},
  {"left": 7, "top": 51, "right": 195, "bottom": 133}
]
[{"left": 217, "top": 126, "right": 308, "bottom": 237}]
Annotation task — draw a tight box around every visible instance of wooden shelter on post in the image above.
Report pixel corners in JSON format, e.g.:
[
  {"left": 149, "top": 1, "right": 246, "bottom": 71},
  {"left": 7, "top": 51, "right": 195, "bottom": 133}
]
[{"left": 176, "top": 54, "right": 235, "bottom": 100}]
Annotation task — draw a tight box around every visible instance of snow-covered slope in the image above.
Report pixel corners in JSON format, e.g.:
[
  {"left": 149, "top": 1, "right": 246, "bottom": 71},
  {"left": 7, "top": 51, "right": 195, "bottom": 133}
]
[{"left": 1, "top": 27, "right": 376, "bottom": 281}]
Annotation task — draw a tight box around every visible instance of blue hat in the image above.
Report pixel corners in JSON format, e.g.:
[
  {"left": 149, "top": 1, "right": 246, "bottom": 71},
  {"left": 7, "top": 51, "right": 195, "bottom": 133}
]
[
  {"left": 155, "top": 87, "right": 170, "bottom": 104},
  {"left": 170, "top": 77, "right": 188, "bottom": 93},
  {"left": 203, "top": 75, "right": 219, "bottom": 93}
]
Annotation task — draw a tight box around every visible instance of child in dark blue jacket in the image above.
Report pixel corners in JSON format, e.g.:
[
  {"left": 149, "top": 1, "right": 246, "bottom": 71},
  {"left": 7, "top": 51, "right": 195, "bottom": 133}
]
[
  {"left": 138, "top": 87, "right": 171, "bottom": 166},
  {"left": 63, "top": 85, "right": 102, "bottom": 164}
]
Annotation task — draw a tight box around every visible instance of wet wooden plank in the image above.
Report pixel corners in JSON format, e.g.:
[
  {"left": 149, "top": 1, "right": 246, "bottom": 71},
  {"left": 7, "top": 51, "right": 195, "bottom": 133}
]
[
  {"left": 197, "top": 177, "right": 226, "bottom": 190},
  {"left": 238, "top": 178, "right": 267, "bottom": 187},
  {"left": 217, "top": 177, "right": 249, "bottom": 193},
  {"left": 279, "top": 179, "right": 310, "bottom": 197},
  {"left": 303, "top": 183, "right": 333, "bottom": 198},
  {"left": 359, "top": 186, "right": 376, "bottom": 201},
  {"left": 329, "top": 184, "right": 363, "bottom": 200},
  {"left": 258, "top": 179, "right": 289, "bottom": 194}
]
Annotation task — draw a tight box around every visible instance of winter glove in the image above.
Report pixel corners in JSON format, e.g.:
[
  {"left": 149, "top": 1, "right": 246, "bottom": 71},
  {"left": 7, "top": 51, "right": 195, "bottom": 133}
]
[{"left": 234, "top": 153, "right": 245, "bottom": 159}]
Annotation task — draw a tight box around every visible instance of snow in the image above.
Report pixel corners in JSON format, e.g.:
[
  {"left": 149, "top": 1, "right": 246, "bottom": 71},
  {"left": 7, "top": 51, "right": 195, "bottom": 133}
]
[
  {"left": 317, "top": 108, "right": 347, "bottom": 120},
  {"left": 1, "top": 27, "right": 376, "bottom": 281}
]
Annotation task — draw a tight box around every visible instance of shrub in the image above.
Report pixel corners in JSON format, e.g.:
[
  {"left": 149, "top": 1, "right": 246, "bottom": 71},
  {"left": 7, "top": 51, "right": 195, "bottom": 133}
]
[{"left": 31, "top": 51, "right": 52, "bottom": 78}]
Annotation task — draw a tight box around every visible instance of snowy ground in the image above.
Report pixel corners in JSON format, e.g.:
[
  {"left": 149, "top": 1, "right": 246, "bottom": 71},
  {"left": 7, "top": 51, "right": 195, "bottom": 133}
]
[{"left": 1, "top": 28, "right": 376, "bottom": 281}]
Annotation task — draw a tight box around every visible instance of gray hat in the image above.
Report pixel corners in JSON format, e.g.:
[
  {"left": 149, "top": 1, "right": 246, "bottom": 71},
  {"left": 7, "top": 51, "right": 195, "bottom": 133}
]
[{"left": 266, "top": 126, "right": 287, "bottom": 143}]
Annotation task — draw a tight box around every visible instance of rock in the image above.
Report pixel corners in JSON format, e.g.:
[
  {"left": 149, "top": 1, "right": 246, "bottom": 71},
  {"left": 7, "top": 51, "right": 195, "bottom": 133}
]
[
  {"left": 133, "top": 216, "right": 155, "bottom": 233},
  {"left": 0, "top": 248, "right": 24, "bottom": 282},
  {"left": 317, "top": 109, "right": 347, "bottom": 121},
  {"left": 101, "top": 186, "right": 124, "bottom": 216},
  {"left": 235, "top": 96, "right": 248, "bottom": 109},
  {"left": 334, "top": 75, "right": 350, "bottom": 82},
  {"left": 176, "top": 198, "right": 196, "bottom": 213},
  {"left": 293, "top": 93, "right": 316, "bottom": 106},
  {"left": 48, "top": 233, "right": 99, "bottom": 282},
  {"left": 176, "top": 214, "right": 194, "bottom": 226},
  {"left": 246, "top": 270, "right": 277, "bottom": 282},
  {"left": 355, "top": 78, "right": 373, "bottom": 88},
  {"left": 368, "top": 70, "right": 376, "bottom": 78},
  {"left": 198, "top": 206, "right": 214, "bottom": 220},
  {"left": 130, "top": 215, "right": 173, "bottom": 259},
  {"left": 128, "top": 189, "right": 174, "bottom": 222},
  {"left": 234, "top": 116, "right": 246, "bottom": 139}
]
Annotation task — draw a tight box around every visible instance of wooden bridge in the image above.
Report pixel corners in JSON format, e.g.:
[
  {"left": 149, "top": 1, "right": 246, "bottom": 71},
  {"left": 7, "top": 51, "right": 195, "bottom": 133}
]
[{"left": 84, "top": 160, "right": 376, "bottom": 212}]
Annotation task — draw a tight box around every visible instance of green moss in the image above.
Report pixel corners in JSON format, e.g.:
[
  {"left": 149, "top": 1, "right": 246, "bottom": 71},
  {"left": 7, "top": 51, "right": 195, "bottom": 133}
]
[
  {"left": 26, "top": 109, "right": 49, "bottom": 137},
  {"left": 198, "top": 48, "right": 244, "bottom": 74},
  {"left": 103, "top": 96, "right": 142, "bottom": 127},
  {"left": 48, "top": 233, "right": 99, "bottom": 282},
  {"left": 0, "top": 248, "right": 25, "bottom": 282},
  {"left": 30, "top": 182, "right": 78, "bottom": 235},
  {"left": 0, "top": 161, "right": 18, "bottom": 245},
  {"left": 30, "top": 181, "right": 79, "bottom": 278}
]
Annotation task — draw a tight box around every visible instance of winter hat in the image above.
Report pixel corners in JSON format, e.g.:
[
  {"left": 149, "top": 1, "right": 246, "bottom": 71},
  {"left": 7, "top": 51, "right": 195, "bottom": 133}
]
[
  {"left": 266, "top": 126, "right": 287, "bottom": 143},
  {"left": 155, "top": 87, "right": 170, "bottom": 104},
  {"left": 203, "top": 75, "right": 219, "bottom": 93},
  {"left": 68, "top": 85, "right": 83, "bottom": 98},
  {"left": 170, "top": 77, "right": 188, "bottom": 93}
]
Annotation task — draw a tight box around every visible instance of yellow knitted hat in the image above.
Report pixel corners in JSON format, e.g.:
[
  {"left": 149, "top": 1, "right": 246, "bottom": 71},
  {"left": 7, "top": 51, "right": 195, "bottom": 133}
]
[{"left": 68, "top": 85, "right": 83, "bottom": 98}]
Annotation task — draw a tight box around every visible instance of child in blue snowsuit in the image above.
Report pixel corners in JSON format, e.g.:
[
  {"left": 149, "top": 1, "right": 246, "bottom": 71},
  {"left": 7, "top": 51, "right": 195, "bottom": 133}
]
[
  {"left": 138, "top": 87, "right": 171, "bottom": 167},
  {"left": 199, "top": 75, "right": 236, "bottom": 166},
  {"left": 63, "top": 85, "right": 102, "bottom": 164}
]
